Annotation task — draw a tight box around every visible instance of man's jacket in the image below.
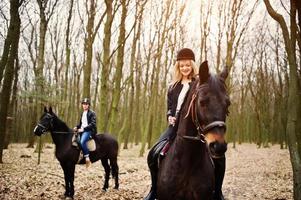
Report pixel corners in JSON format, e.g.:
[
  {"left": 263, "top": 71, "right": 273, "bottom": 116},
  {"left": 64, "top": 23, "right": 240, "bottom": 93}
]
[{"left": 76, "top": 109, "right": 97, "bottom": 135}]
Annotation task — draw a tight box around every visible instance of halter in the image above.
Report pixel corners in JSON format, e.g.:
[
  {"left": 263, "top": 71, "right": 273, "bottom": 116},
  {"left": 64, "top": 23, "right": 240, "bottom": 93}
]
[{"left": 182, "top": 84, "right": 227, "bottom": 142}]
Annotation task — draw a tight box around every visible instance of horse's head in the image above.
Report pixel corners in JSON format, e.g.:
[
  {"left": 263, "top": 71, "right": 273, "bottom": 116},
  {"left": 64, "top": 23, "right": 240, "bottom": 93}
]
[
  {"left": 188, "top": 61, "right": 230, "bottom": 157},
  {"left": 33, "top": 106, "right": 55, "bottom": 136}
]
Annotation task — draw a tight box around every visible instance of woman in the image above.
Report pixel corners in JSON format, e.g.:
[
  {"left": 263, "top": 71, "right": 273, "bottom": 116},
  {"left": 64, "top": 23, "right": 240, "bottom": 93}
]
[{"left": 144, "top": 48, "right": 198, "bottom": 200}]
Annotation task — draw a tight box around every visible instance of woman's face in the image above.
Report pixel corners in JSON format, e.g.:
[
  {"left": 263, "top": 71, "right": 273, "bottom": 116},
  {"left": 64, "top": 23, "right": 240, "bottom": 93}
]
[{"left": 179, "top": 60, "right": 192, "bottom": 78}]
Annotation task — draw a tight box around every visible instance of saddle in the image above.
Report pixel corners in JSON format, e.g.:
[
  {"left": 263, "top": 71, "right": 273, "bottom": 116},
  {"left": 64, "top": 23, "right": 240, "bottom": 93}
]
[
  {"left": 72, "top": 133, "right": 96, "bottom": 151},
  {"left": 72, "top": 133, "right": 96, "bottom": 164},
  {"left": 150, "top": 139, "right": 169, "bottom": 168}
]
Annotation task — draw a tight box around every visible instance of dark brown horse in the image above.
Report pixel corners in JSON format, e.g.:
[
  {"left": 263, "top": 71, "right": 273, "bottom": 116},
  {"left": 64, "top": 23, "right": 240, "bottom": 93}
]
[
  {"left": 33, "top": 107, "right": 119, "bottom": 199},
  {"left": 157, "top": 61, "right": 230, "bottom": 200}
]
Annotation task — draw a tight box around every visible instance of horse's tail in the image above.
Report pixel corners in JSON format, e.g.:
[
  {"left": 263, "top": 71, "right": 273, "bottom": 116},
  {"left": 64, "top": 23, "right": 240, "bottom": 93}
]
[
  {"left": 110, "top": 140, "right": 119, "bottom": 178},
  {"left": 110, "top": 157, "right": 119, "bottom": 178}
]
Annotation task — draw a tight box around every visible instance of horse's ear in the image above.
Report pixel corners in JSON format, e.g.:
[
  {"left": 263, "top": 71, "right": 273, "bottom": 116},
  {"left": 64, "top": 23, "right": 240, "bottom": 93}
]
[
  {"left": 49, "top": 106, "right": 53, "bottom": 114},
  {"left": 44, "top": 106, "right": 48, "bottom": 113},
  {"left": 220, "top": 65, "right": 228, "bottom": 81},
  {"left": 199, "top": 61, "right": 210, "bottom": 84}
]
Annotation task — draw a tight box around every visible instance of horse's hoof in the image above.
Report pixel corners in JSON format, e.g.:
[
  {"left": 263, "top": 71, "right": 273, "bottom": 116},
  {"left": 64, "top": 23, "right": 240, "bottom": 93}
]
[
  {"left": 102, "top": 188, "right": 107, "bottom": 192},
  {"left": 114, "top": 186, "right": 119, "bottom": 190},
  {"left": 65, "top": 197, "right": 73, "bottom": 200}
]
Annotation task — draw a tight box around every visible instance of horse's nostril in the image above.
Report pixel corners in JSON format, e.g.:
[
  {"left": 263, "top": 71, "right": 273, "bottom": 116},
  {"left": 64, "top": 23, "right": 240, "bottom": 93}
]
[{"left": 209, "top": 141, "right": 227, "bottom": 157}]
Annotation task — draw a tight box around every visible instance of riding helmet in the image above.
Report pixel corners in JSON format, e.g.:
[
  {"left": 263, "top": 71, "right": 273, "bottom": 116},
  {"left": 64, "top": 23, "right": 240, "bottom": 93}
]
[
  {"left": 176, "top": 48, "right": 195, "bottom": 61},
  {"left": 81, "top": 98, "right": 90, "bottom": 105}
]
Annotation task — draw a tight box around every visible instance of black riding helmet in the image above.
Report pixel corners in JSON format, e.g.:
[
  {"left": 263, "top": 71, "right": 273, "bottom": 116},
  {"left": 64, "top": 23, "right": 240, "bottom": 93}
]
[{"left": 81, "top": 98, "right": 90, "bottom": 105}]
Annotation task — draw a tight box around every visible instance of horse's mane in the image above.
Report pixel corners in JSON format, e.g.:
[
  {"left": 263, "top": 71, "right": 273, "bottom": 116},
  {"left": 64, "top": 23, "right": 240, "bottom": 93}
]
[{"left": 52, "top": 113, "right": 71, "bottom": 131}]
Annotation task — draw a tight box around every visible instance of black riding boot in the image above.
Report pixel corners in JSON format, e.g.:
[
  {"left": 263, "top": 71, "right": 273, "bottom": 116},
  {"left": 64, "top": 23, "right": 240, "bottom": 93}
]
[
  {"left": 213, "top": 156, "right": 226, "bottom": 200},
  {"left": 144, "top": 143, "right": 161, "bottom": 200},
  {"left": 144, "top": 167, "right": 158, "bottom": 200}
]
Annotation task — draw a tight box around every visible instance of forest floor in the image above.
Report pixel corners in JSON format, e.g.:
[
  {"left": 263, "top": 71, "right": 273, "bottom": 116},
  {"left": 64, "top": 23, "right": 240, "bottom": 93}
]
[{"left": 0, "top": 143, "right": 293, "bottom": 200}]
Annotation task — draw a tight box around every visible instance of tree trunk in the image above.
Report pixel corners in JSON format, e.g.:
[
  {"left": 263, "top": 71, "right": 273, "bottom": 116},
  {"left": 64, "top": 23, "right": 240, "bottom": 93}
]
[
  {"left": 109, "top": 0, "right": 128, "bottom": 135},
  {"left": 4, "top": 55, "right": 20, "bottom": 149},
  {"left": 64, "top": 0, "right": 74, "bottom": 124},
  {"left": 0, "top": 24, "right": 12, "bottom": 84},
  {"left": 99, "top": 0, "right": 114, "bottom": 132},
  {"left": 0, "top": 0, "right": 21, "bottom": 163},
  {"left": 34, "top": 0, "right": 48, "bottom": 154},
  {"left": 263, "top": 0, "right": 301, "bottom": 198},
  {"left": 83, "top": 0, "right": 96, "bottom": 98}
]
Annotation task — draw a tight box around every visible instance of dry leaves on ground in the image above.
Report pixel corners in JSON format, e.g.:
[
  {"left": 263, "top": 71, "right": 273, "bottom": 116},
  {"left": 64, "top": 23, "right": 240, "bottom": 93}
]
[{"left": 0, "top": 143, "right": 293, "bottom": 200}]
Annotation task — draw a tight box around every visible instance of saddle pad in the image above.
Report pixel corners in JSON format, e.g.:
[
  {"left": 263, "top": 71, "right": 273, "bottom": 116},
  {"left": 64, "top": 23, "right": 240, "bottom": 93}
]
[
  {"left": 87, "top": 139, "right": 96, "bottom": 151},
  {"left": 72, "top": 133, "right": 96, "bottom": 152}
]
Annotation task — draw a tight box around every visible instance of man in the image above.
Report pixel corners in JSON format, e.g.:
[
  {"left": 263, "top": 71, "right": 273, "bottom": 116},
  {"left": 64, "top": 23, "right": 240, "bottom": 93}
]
[{"left": 73, "top": 98, "right": 97, "bottom": 168}]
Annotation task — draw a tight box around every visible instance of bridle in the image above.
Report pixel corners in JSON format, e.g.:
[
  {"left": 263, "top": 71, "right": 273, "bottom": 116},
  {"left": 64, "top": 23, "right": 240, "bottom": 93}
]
[
  {"left": 182, "top": 84, "right": 226, "bottom": 143},
  {"left": 35, "top": 113, "right": 54, "bottom": 133},
  {"left": 35, "top": 113, "right": 73, "bottom": 134},
  {"left": 36, "top": 123, "right": 48, "bottom": 133}
]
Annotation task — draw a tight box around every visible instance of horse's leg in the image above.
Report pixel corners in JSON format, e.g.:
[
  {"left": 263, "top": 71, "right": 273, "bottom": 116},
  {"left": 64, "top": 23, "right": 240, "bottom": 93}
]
[
  {"left": 61, "top": 163, "right": 71, "bottom": 198},
  {"left": 61, "top": 162, "right": 75, "bottom": 199},
  {"left": 66, "top": 164, "right": 75, "bottom": 198},
  {"left": 110, "top": 157, "right": 119, "bottom": 189},
  {"left": 101, "top": 158, "right": 110, "bottom": 191},
  {"left": 213, "top": 156, "right": 226, "bottom": 200}
]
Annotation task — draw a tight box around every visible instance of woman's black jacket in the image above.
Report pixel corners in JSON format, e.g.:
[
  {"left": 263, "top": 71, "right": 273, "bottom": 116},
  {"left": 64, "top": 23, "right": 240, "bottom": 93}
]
[{"left": 166, "top": 80, "right": 194, "bottom": 119}]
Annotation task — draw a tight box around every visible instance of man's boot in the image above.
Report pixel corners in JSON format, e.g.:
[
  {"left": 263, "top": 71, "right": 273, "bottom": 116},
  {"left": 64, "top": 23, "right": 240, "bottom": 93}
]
[
  {"left": 85, "top": 157, "right": 91, "bottom": 168},
  {"left": 213, "top": 156, "right": 225, "bottom": 200}
]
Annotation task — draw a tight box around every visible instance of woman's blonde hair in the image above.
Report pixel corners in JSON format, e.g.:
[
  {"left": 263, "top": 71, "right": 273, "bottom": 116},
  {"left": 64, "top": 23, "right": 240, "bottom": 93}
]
[{"left": 172, "top": 60, "right": 198, "bottom": 84}]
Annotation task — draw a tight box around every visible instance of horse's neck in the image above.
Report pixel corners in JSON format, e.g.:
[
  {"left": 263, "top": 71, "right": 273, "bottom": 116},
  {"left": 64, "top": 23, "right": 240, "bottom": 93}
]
[
  {"left": 50, "top": 118, "right": 72, "bottom": 148},
  {"left": 173, "top": 90, "right": 208, "bottom": 160},
  {"left": 176, "top": 81, "right": 198, "bottom": 137},
  {"left": 176, "top": 111, "right": 197, "bottom": 137}
]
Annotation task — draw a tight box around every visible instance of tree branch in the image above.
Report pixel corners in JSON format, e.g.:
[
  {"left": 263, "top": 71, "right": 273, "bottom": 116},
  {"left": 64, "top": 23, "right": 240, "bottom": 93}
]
[{"left": 263, "top": 0, "right": 291, "bottom": 49}]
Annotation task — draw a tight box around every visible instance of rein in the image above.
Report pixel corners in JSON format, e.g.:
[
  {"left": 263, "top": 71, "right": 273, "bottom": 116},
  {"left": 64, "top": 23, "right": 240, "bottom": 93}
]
[
  {"left": 182, "top": 84, "right": 226, "bottom": 142},
  {"left": 52, "top": 131, "right": 74, "bottom": 134},
  {"left": 37, "top": 113, "right": 74, "bottom": 135}
]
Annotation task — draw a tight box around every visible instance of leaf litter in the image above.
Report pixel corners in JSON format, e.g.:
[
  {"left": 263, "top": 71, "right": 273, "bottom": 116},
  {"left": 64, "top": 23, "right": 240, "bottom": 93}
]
[{"left": 0, "top": 143, "right": 292, "bottom": 200}]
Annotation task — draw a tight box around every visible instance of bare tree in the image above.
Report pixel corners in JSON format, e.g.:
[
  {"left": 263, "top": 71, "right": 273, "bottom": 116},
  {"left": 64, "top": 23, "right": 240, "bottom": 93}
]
[
  {"left": 263, "top": 0, "right": 301, "bottom": 198},
  {"left": 108, "top": 0, "right": 130, "bottom": 135},
  {"left": 98, "top": 0, "right": 115, "bottom": 132},
  {"left": 0, "top": 0, "right": 23, "bottom": 163},
  {"left": 82, "top": 0, "right": 107, "bottom": 98}
]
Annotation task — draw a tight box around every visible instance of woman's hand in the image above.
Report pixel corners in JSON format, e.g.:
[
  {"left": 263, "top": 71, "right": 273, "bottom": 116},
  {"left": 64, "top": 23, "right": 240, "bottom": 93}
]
[{"left": 168, "top": 116, "right": 176, "bottom": 126}]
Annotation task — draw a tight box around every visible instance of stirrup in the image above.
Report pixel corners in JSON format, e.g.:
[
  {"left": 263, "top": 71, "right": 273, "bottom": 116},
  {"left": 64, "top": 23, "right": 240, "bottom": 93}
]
[
  {"left": 144, "top": 190, "right": 157, "bottom": 200},
  {"left": 213, "top": 190, "right": 225, "bottom": 200},
  {"left": 159, "top": 151, "right": 166, "bottom": 157}
]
